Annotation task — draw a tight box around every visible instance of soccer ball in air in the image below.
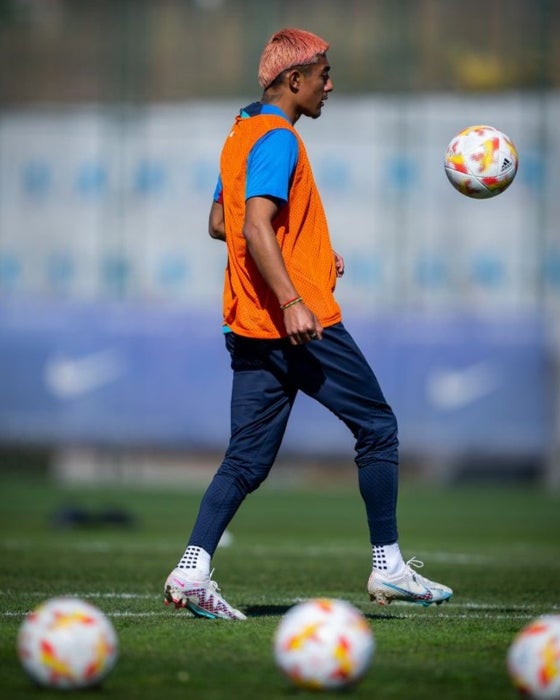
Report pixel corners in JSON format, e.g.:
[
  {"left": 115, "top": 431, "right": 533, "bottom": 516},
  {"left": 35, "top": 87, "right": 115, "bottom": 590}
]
[
  {"left": 444, "top": 124, "right": 518, "bottom": 199},
  {"left": 273, "top": 598, "right": 375, "bottom": 690},
  {"left": 506, "top": 614, "right": 560, "bottom": 699},
  {"left": 17, "top": 597, "right": 118, "bottom": 689}
]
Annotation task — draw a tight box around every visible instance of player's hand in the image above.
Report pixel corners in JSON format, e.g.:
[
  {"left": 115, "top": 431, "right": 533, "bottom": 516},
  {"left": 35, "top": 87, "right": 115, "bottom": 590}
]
[
  {"left": 282, "top": 302, "right": 323, "bottom": 345},
  {"left": 334, "top": 251, "right": 345, "bottom": 277}
]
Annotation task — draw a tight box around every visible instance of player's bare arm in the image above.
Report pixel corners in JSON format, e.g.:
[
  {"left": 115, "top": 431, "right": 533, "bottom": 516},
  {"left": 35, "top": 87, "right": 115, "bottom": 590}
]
[
  {"left": 208, "top": 200, "right": 226, "bottom": 241},
  {"left": 244, "top": 195, "right": 323, "bottom": 345}
]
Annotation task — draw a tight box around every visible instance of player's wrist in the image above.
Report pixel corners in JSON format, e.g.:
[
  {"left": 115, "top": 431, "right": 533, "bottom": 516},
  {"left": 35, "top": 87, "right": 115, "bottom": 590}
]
[{"left": 279, "top": 296, "right": 302, "bottom": 311}]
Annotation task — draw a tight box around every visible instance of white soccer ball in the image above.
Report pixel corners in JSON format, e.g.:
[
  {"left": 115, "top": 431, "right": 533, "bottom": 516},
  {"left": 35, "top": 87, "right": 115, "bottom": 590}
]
[
  {"left": 273, "top": 598, "right": 375, "bottom": 690},
  {"left": 444, "top": 124, "right": 518, "bottom": 199},
  {"left": 507, "top": 614, "right": 560, "bottom": 699},
  {"left": 17, "top": 597, "right": 118, "bottom": 689}
]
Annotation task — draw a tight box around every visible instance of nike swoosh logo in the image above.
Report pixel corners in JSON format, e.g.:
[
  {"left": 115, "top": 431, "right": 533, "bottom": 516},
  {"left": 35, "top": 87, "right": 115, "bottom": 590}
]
[
  {"left": 44, "top": 348, "right": 125, "bottom": 399},
  {"left": 383, "top": 582, "right": 433, "bottom": 601},
  {"left": 427, "top": 360, "right": 501, "bottom": 411}
]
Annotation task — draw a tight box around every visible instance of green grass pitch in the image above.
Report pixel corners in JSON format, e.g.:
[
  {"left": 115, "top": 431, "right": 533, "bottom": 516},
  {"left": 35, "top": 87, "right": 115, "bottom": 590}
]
[{"left": 1, "top": 471, "right": 559, "bottom": 699}]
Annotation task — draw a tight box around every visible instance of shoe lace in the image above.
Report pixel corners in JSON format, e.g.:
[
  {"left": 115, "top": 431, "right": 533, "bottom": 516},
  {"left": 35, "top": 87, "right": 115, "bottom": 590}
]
[
  {"left": 404, "top": 557, "right": 444, "bottom": 591},
  {"left": 405, "top": 557, "right": 426, "bottom": 584},
  {"left": 405, "top": 556, "right": 424, "bottom": 571},
  {"left": 208, "top": 568, "right": 221, "bottom": 594}
]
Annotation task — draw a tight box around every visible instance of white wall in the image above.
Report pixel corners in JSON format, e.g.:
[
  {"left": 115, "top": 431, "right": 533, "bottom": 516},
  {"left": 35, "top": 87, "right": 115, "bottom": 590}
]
[{"left": 1, "top": 94, "right": 558, "bottom": 312}]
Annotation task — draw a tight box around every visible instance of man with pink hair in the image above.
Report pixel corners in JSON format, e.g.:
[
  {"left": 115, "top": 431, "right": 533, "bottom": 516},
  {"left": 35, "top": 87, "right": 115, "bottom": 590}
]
[
  {"left": 163, "top": 28, "right": 453, "bottom": 620},
  {"left": 257, "top": 27, "right": 330, "bottom": 90}
]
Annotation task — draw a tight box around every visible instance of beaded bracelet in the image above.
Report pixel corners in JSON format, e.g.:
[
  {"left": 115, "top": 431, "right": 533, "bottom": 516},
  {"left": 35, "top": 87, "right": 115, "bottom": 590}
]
[{"left": 280, "top": 296, "right": 303, "bottom": 311}]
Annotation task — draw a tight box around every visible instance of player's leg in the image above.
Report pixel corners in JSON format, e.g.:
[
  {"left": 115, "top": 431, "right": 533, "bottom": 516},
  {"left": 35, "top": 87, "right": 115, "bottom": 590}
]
[
  {"left": 288, "top": 323, "right": 399, "bottom": 537},
  {"left": 293, "top": 323, "right": 452, "bottom": 606},
  {"left": 164, "top": 334, "right": 295, "bottom": 619},
  {"left": 187, "top": 346, "right": 295, "bottom": 555}
]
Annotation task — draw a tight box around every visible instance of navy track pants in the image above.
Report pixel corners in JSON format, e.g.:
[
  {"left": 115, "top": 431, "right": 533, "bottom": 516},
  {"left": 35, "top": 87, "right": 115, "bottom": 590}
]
[{"left": 188, "top": 322, "right": 400, "bottom": 555}]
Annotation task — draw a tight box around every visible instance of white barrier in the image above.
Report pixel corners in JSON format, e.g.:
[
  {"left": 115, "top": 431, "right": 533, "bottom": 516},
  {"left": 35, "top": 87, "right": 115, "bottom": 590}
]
[{"left": 0, "top": 95, "right": 558, "bottom": 310}]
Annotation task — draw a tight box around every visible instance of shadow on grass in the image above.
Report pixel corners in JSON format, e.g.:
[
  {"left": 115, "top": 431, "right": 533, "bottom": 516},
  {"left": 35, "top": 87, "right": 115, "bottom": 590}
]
[
  {"left": 363, "top": 612, "right": 409, "bottom": 621},
  {"left": 245, "top": 605, "right": 293, "bottom": 617},
  {"left": 244, "top": 605, "right": 406, "bottom": 621}
]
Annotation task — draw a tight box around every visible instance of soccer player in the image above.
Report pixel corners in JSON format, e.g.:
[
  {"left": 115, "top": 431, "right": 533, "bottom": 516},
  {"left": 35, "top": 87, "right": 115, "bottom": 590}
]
[{"left": 164, "top": 28, "right": 452, "bottom": 619}]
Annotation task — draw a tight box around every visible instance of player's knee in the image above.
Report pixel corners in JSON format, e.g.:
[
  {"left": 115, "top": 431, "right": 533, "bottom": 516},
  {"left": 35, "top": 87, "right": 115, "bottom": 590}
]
[
  {"left": 217, "top": 458, "right": 271, "bottom": 494},
  {"left": 355, "top": 410, "right": 399, "bottom": 463}
]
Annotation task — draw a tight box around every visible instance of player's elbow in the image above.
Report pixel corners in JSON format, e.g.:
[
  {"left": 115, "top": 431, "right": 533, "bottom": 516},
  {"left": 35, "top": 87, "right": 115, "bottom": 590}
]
[
  {"left": 209, "top": 223, "right": 225, "bottom": 241},
  {"left": 242, "top": 221, "right": 261, "bottom": 251},
  {"left": 208, "top": 202, "right": 226, "bottom": 240}
]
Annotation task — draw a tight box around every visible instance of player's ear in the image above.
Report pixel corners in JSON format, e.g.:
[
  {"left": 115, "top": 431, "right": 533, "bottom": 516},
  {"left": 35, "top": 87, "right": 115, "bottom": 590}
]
[{"left": 287, "top": 68, "right": 302, "bottom": 90}]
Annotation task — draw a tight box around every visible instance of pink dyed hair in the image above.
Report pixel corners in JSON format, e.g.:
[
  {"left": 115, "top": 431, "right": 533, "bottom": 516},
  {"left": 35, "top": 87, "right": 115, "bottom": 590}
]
[{"left": 258, "top": 28, "right": 330, "bottom": 89}]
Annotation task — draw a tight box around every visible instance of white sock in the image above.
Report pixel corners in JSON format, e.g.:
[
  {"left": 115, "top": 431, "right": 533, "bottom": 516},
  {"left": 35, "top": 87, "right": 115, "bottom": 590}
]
[
  {"left": 177, "top": 546, "right": 211, "bottom": 579},
  {"left": 372, "top": 542, "right": 405, "bottom": 576}
]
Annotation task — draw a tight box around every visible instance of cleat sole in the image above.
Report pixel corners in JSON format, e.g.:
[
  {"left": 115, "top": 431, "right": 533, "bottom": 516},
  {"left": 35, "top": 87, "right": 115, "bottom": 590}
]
[
  {"left": 369, "top": 590, "right": 452, "bottom": 608},
  {"left": 369, "top": 592, "right": 391, "bottom": 606}
]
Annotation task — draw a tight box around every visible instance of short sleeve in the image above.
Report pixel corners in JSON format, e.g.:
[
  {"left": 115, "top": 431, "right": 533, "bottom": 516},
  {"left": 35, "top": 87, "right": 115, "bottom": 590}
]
[
  {"left": 213, "top": 175, "right": 223, "bottom": 203},
  {"left": 245, "top": 129, "right": 298, "bottom": 205}
]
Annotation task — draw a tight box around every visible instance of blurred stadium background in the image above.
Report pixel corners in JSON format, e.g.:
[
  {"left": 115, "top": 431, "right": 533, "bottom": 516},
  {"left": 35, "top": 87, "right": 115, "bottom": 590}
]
[{"left": 0, "top": 0, "right": 559, "bottom": 487}]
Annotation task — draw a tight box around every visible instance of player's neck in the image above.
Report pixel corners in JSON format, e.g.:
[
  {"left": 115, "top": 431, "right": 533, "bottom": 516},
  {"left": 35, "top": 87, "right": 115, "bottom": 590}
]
[{"left": 261, "top": 92, "right": 299, "bottom": 125}]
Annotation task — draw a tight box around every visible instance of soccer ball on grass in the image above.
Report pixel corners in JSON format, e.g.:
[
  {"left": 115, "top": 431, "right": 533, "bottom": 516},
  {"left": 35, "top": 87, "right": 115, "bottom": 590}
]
[
  {"left": 507, "top": 614, "right": 560, "bottom": 699},
  {"left": 17, "top": 597, "right": 118, "bottom": 689},
  {"left": 444, "top": 124, "right": 518, "bottom": 199},
  {"left": 273, "top": 598, "right": 374, "bottom": 690}
]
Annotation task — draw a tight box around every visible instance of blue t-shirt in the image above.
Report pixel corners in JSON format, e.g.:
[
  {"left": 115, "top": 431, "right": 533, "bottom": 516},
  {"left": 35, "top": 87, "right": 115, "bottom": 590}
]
[{"left": 213, "top": 103, "right": 298, "bottom": 205}]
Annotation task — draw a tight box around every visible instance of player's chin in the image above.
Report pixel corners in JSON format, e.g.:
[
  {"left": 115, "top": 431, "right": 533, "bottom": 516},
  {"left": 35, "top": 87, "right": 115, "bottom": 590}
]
[{"left": 310, "top": 104, "right": 324, "bottom": 119}]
